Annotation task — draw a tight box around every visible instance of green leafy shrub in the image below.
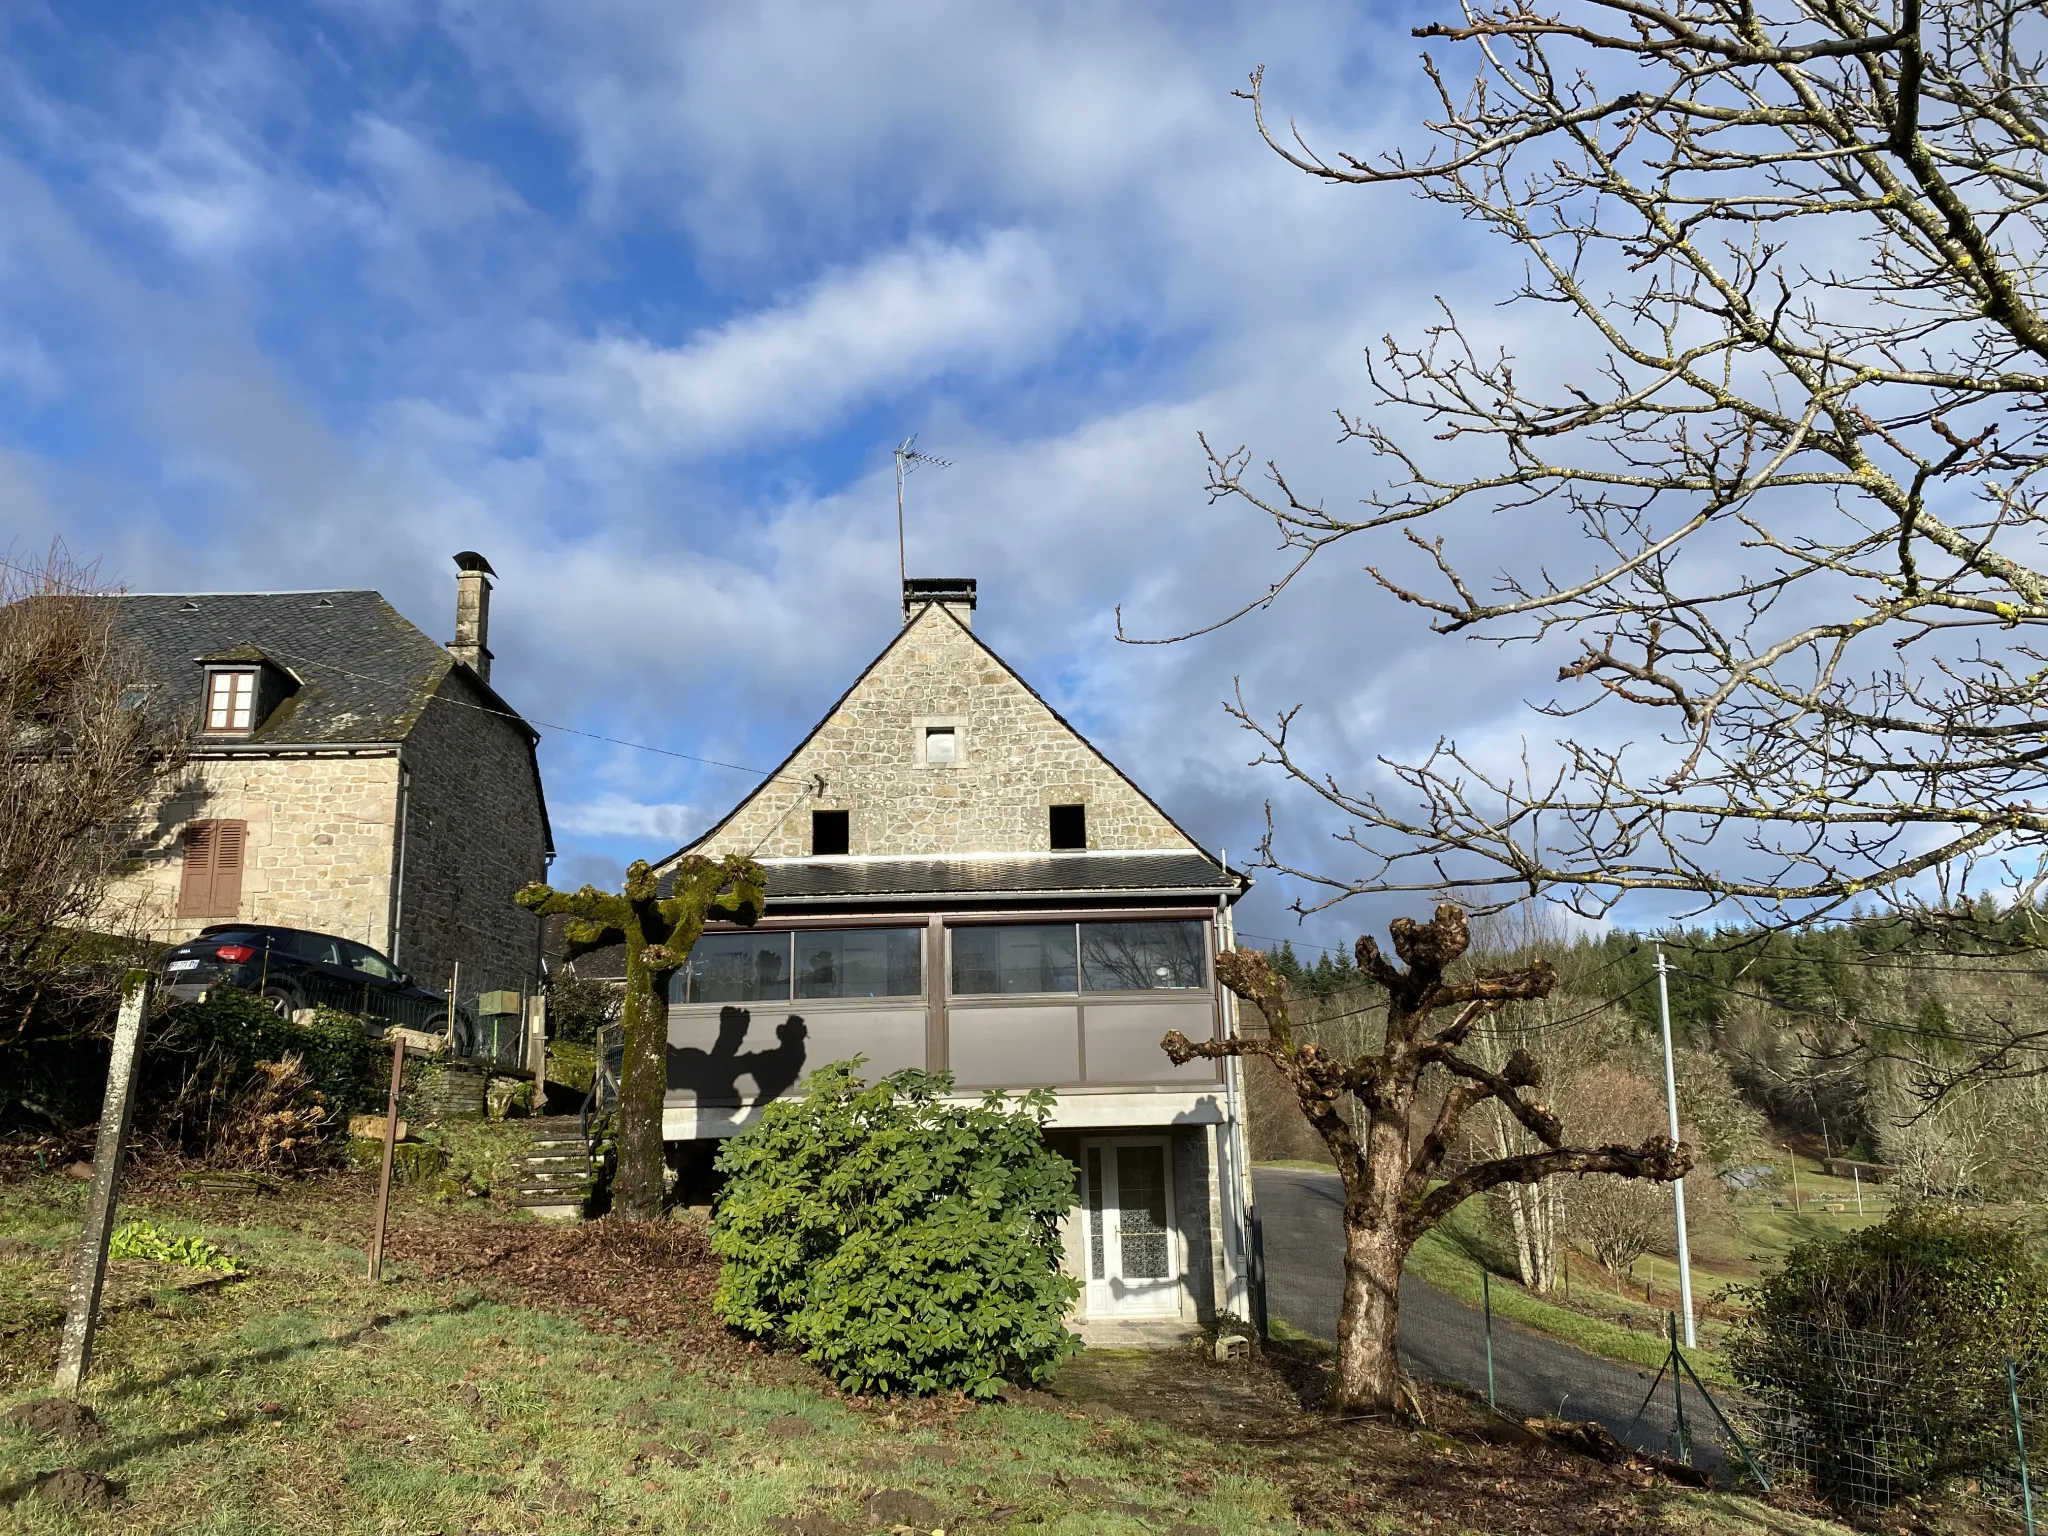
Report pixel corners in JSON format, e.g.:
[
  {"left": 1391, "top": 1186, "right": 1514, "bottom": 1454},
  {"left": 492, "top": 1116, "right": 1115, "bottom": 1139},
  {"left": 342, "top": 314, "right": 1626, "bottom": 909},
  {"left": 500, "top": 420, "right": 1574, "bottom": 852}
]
[
  {"left": 711, "top": 1061, "right": 1081, "bottom": 1397},
  {"left": 1729, "top": 1205, "right": 2048, "bottom": 1506},
  {"left": 108, "top": 1220, "right": 240, "bottom": 1273}
]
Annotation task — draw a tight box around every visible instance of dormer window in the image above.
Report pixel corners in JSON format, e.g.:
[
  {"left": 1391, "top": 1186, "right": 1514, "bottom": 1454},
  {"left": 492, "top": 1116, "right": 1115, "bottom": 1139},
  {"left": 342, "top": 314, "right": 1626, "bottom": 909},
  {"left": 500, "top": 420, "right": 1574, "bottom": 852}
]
[{"left": 204, "top": 669, "right": 257, "bottom": 733}]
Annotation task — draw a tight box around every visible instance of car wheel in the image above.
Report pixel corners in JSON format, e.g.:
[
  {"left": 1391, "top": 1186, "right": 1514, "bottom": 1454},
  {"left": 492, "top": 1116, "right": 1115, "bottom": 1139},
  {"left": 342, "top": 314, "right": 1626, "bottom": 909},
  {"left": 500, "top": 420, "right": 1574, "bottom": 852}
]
[{"left": 261, "top": 985, "right": 298, "bottom": 1019}]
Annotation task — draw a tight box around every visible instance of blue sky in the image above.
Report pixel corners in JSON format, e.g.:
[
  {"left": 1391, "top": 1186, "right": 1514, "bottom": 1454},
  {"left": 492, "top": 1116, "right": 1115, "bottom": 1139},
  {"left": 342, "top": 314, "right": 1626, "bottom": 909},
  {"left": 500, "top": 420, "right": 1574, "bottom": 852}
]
[{"left": 0, "top": 0, "right": 1566, "bottom": 959}]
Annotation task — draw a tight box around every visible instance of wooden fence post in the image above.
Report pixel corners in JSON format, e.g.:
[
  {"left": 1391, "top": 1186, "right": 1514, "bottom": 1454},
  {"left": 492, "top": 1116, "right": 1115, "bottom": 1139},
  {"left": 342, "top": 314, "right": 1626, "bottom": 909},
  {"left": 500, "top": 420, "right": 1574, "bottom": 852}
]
[
  {"left": 367, "top": 1032, "right": 406, "bottom": 1282},
  {"left": 54, "top": 970, "right": 153, "bottom": 1394}
]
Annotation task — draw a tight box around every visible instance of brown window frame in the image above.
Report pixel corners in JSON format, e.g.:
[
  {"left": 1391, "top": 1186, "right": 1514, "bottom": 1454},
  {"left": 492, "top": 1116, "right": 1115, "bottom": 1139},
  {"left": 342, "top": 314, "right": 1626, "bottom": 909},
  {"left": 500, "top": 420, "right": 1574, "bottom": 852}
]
[
  {"left": 202, "top": 668, "right": 258, "bottom": 734},
  {"left": 176, "top": 819, "right": 247, "bottom": 919}
]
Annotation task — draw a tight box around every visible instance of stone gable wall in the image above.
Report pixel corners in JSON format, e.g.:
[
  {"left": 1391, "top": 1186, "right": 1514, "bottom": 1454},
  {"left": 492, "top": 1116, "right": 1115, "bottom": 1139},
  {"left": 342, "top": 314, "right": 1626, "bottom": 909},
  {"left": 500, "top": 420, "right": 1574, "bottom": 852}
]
[
  {"left": 393, "top": 670, "right": 550, "bottom": 988},
  {"left": 689, "top": 607, "right": 1194, "bottom": 859},
  {"left": 107, "top": 754, "right": 404, "bottom": 950}
]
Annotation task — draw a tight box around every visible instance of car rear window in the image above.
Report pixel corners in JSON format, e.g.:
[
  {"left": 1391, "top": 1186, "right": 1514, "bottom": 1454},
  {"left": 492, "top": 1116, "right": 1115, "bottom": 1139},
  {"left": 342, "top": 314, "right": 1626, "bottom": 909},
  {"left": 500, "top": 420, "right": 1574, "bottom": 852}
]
[{"left": 198, "top": 932, "right": 262, "bottom": 947}]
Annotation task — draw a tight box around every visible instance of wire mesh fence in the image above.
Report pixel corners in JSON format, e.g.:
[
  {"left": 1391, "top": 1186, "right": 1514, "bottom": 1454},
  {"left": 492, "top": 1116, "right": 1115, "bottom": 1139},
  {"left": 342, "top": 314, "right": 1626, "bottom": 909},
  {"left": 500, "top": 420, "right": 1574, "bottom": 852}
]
[
  {"left": 1378, "top": 1282, "right": 2042, "bottom": 1521},
  {"left": 1727, "top": 1318, "right": 2043, "bottom": 1521}
]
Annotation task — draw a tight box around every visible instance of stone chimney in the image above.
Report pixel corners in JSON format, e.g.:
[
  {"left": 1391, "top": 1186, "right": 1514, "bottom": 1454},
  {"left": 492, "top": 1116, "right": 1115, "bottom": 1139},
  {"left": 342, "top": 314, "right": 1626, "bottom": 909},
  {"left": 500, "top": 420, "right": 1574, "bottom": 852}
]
[
  {"left": 449, "top": 551, "right": 496, "bottom": 682},
  {"left": 902, "top": 576, "right": 976, "bottom": 630}
]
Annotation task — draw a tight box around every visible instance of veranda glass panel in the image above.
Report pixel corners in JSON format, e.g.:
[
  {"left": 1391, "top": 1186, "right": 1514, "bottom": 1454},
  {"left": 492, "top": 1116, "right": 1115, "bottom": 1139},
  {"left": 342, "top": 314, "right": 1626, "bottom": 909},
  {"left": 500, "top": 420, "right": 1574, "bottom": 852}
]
[
  {"left": 1116, "top": 1144, "right": 1171, "bottom": 1279},
  {"left": 950, "top": 924, "right": 1078, "bottom": 995},
  {"left": 678, "top": 932, "right": 792, "bottom": 1004},
  {"left": 794, "top": 927, "right": 923, "bottom": 999},
  {"left": 1079, "top": 921, "right": 1206, "bottom": 991}
]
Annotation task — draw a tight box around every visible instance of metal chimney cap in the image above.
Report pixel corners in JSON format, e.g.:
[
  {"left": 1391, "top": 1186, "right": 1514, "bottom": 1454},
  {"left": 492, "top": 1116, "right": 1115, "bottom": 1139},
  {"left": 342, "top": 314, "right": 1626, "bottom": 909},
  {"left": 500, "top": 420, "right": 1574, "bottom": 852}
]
[
  {"left": 902, "top": 577, "right": 976, "bottom": 607},
  {"left": 453, "top": 551, "right": 497, "bottom": 577}
]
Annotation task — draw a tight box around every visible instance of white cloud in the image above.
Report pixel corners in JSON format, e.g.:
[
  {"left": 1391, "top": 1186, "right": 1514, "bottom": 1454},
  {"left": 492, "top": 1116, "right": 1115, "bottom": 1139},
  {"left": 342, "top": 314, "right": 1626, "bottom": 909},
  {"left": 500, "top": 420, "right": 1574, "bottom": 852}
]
[
  {"left": 553, "top": 794, "right": 705, "bottom": 841},
  {"left": 513, "top": 231, "right": 1067, "bottom": 459}
]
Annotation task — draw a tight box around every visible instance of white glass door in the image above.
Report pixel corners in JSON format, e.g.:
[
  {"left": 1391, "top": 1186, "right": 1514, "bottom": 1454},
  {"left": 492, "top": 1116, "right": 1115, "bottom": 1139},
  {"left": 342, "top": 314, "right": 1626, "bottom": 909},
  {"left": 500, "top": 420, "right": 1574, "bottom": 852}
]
[{"left": 1082, "top": 1139, "right": 1179, "bottom": 1317}]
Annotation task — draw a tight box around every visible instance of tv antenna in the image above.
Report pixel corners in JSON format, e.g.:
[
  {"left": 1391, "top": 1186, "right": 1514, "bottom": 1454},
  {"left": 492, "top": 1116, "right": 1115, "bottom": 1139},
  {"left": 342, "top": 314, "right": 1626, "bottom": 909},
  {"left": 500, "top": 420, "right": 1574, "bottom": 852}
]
[{"left": 894, "top": 436, "right": 952, "bottom": 587}]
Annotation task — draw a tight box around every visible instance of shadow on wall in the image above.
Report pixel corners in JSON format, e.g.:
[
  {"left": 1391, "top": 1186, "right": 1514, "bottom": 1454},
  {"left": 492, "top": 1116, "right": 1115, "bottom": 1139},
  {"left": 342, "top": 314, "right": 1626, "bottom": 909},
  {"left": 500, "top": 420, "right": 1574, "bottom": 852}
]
[{"left": 667, "top": 1006, "right": 809, "bottom": 1107}]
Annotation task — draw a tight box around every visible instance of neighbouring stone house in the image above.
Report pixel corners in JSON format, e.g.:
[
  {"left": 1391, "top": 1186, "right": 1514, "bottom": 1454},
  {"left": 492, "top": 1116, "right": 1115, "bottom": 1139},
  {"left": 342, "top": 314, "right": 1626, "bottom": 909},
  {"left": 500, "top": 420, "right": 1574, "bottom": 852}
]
[
  {"left": 638, "top": 577, "right": 1255, "bottom": 1341},
  {"left": 97, "top": 552, "right": 553, "bottom": 991}
]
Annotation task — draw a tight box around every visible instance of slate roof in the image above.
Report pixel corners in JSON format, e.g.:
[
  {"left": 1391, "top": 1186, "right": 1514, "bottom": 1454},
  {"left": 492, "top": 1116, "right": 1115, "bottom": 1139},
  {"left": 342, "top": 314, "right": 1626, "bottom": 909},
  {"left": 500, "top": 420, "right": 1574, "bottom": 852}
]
[
  {"left": 662, "top": 851, "right": 1246, "bottom": 905},
  {"left": 103, "top": 590, "right": 468, "bottom": 746}
]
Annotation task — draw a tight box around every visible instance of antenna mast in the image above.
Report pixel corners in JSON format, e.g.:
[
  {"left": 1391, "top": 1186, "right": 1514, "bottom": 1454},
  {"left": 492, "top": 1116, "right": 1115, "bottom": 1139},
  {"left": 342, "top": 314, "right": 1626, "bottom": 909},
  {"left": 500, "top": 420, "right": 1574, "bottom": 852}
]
[{"left": 893, "top": 436, "right": 952, "bottom": 588}]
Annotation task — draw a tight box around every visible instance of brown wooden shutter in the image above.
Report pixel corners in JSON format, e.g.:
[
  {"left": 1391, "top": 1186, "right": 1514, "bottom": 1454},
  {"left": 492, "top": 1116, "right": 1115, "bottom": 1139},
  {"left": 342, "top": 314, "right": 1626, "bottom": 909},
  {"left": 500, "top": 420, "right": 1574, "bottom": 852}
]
[
  {"left": 210, "top": 821, "right": 246, "bottom": 916},
  {"left": 177, "top": 822, "right": 216, "bottom": 918}
]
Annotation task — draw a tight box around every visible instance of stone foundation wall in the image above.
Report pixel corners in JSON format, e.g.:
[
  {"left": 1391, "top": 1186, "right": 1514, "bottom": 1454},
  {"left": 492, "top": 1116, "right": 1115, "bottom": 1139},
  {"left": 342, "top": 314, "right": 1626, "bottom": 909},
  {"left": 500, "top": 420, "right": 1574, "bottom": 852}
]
[{"left": 690, "top": 605, "right": 1194, "bottom": 859}]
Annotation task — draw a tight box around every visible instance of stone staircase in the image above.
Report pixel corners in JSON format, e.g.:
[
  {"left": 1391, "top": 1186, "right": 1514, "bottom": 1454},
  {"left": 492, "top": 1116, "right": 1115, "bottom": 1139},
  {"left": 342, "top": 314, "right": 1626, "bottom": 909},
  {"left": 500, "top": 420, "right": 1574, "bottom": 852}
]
[{"left": 507, "top": 1116, "right": 593, "bottom": 1220}]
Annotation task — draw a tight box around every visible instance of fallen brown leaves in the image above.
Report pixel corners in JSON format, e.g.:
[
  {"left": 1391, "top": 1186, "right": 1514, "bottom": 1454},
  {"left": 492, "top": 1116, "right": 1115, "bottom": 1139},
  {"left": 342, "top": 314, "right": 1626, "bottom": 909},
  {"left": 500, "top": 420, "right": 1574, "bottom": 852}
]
[
  {"left": 1052, "top": 1345, "right": 1726, "bottom": 1536},
  {"left": 391, "top": 1212, "right": 766, "bottom": 1372}
]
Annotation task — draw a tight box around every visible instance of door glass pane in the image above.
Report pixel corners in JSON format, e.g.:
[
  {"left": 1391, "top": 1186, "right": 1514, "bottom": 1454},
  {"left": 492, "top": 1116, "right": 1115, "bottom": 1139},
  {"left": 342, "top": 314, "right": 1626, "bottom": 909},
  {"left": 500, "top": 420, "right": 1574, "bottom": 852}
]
[
  {"left": 1087, "top": 1147, "right": 1105, "bottom": 1280},
  {"left": 1116, "top": 1145, "right": 1170, "bottom": 1280},
  {"left": 1079, "top": 922, "right": 1206, "bottom": 991},
  {"left": 950, "top": 924, "right": 1078, "bottom": 995},
  {"left": 679, "top": 932, "right": 791, "bottom": 1003},
  {"left": 794, "top": 927, "right": 922, "bottom": 999}
]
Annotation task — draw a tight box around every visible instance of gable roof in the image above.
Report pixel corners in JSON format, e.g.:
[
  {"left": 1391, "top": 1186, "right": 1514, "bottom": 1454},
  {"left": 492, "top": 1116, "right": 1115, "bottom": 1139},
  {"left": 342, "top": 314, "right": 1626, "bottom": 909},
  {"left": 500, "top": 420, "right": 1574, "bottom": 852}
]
[{"left": 657, "top": 599, "right": 1229, "bottom": 876}]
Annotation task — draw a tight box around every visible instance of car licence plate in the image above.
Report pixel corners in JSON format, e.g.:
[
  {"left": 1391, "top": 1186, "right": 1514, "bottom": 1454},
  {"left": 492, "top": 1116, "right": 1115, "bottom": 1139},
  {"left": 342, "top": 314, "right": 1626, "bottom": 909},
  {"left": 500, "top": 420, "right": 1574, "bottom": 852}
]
[{"left": 167, "top": 959, "right": 200, "bottom": 972}]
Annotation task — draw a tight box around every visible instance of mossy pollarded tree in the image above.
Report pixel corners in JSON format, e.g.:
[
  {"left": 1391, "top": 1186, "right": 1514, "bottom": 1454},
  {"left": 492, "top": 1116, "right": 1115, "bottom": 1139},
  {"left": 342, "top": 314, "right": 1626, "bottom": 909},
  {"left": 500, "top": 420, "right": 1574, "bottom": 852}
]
[
  {"left": 517, "top": 855, "right": 766, "bottom": 1220},
  {"left": 1166, "top": 904, "right": 1690, "bottom": 1415}
]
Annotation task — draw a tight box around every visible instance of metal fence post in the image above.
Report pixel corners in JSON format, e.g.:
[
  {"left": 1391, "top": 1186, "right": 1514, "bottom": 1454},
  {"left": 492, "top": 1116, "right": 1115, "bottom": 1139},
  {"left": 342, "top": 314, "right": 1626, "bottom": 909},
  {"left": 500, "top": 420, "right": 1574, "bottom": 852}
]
[
  {"left": 1669, "top": 1312, "right": 1690, "bottom": 1464},
  {"left": 1482, "top": 1265, "right": 1497, "bottom": 1411},
  {"left": 2012, "top": 1357, "right": 2036, "bottom": 1536}
]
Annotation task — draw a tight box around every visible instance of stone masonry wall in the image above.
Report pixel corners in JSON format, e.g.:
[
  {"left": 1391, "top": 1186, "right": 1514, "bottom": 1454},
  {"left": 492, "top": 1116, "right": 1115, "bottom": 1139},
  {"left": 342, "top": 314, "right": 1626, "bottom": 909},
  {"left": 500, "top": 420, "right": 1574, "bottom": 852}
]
[
  {"left": 691, "top": 605, "right": 1195, "bottom": 858},
  {"left": 107, "top": 754, "right": 403, "bottom": 950},
  {"left": 394, "top": 669, "right": 550, "bottom": 989}
]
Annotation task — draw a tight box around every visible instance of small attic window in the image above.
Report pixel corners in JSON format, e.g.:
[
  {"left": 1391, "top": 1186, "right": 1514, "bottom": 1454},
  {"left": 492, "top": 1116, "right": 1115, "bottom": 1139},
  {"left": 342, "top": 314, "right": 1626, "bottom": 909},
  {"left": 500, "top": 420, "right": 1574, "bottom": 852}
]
[
  {"left": 204, "top": 669, "right": 257, "bottom": 733},
  {"left": 1050, "top": 804, "right": 1087, "bottom": 851},
  {"left": 811, "top": 809, "right": 850, "bottom": 857},
  {"left": 178, "top": 600, "right": 200, "bottom": 612},
  {"left": 924, "top": 726, "right": 957, "bottom": 763},
  {"left": 312, "top": 596, "right": 333, "bottom": 609}
]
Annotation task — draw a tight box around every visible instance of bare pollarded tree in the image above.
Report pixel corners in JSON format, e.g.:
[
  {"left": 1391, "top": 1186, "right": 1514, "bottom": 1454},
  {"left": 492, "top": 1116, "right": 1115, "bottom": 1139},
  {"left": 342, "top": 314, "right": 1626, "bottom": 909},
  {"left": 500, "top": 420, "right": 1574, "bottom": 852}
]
[
  {"left": 1168, "top": 905, "right": 1688, "bottom": 1414},
  {"left": 1150, "top": 0, "right": 2048, "bottom": 937}
]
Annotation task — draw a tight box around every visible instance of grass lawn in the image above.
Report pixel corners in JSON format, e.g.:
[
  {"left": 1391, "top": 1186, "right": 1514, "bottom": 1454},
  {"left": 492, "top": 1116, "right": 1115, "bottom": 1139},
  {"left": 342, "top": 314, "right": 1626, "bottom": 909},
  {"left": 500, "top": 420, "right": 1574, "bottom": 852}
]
[{"left": 0, "top": 1166, "right": 1849, "bottom": 1536}]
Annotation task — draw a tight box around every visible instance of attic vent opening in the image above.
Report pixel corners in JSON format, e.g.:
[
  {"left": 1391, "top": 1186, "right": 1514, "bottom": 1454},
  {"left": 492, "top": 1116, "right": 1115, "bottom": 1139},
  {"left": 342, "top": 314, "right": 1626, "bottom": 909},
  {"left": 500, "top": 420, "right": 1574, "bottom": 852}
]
[
  {"left": 811, "top": 809, "right": 850, "bottom": 857},
  {"left": 1050, "top": 803, "right": 1087, "bottom": 851},
  {"left": 924, "top": 726, "right": 957, "bottom": 763},
  {"left": 178, "top": 601, "right": 200, "bottom": 612},
  {"left": 312, "top": 597, "right": 333, "bottom": 608}
]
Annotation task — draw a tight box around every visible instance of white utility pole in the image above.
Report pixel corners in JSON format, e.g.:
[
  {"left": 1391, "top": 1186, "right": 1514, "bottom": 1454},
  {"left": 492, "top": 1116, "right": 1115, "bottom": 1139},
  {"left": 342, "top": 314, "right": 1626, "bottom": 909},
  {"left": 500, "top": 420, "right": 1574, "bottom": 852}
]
[{"left": 1654, "top": 948, "right": 1697, "bottom": 1348}]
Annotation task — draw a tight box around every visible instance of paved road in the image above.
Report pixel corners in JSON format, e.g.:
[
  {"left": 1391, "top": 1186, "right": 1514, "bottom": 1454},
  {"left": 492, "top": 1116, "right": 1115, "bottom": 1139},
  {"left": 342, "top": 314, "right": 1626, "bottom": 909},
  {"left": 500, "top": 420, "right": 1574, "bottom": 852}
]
[{"left": 1254, "top": 1166, "right": 1728, "bottom": 1468}]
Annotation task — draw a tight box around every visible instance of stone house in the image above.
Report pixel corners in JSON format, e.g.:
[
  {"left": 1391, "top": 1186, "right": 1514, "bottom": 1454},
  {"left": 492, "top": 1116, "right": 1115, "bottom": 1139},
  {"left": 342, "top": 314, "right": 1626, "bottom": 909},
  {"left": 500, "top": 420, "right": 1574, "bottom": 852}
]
[
  {"left": 650, "top": 577, "right": 1254, "bottom": 1340},
  {"left": 97, "top": 553, "right": 552, "bottom": 991}
]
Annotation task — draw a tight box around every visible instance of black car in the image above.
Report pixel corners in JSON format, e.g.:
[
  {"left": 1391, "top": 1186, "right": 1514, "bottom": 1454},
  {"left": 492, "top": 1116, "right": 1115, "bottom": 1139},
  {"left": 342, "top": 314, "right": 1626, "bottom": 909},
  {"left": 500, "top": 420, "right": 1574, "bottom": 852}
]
[{"left": 157, "top": 925, "right": 465, "bottom": 1035}]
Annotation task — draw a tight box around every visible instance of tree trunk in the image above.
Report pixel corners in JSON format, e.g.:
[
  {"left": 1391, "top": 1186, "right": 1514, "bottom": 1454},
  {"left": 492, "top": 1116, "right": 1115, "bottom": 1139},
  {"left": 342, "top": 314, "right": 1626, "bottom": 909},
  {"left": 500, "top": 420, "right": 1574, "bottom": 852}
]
[
  {"left": 1332, "top": 1219, "right": 1408, "bottom": 1413},
  {"left": 613, "top": 959, "right": 669, "bottom": 1222}
]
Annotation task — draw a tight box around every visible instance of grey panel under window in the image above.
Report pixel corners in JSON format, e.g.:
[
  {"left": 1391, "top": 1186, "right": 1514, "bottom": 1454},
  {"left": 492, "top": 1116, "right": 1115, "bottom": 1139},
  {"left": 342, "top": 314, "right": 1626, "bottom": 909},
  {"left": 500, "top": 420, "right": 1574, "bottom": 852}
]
[
  {"left": 678, "top": 932, "right": 792, "bottom": 1004},
  {"left": 1083, "top": 1000, "right": 1221, "bottom": 1084},
  {"left": 949, "top": 1003, "right": 1080, "bottom": 1086},
  {"left": 1079, "top": 921, "right": 1206, "bottom": 990},
  {"left": 950, "top": 924, "right": 1078, "bottom": 995},
  {"left": 794, "top": 927, "right": 922, "bottom": 999}
]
